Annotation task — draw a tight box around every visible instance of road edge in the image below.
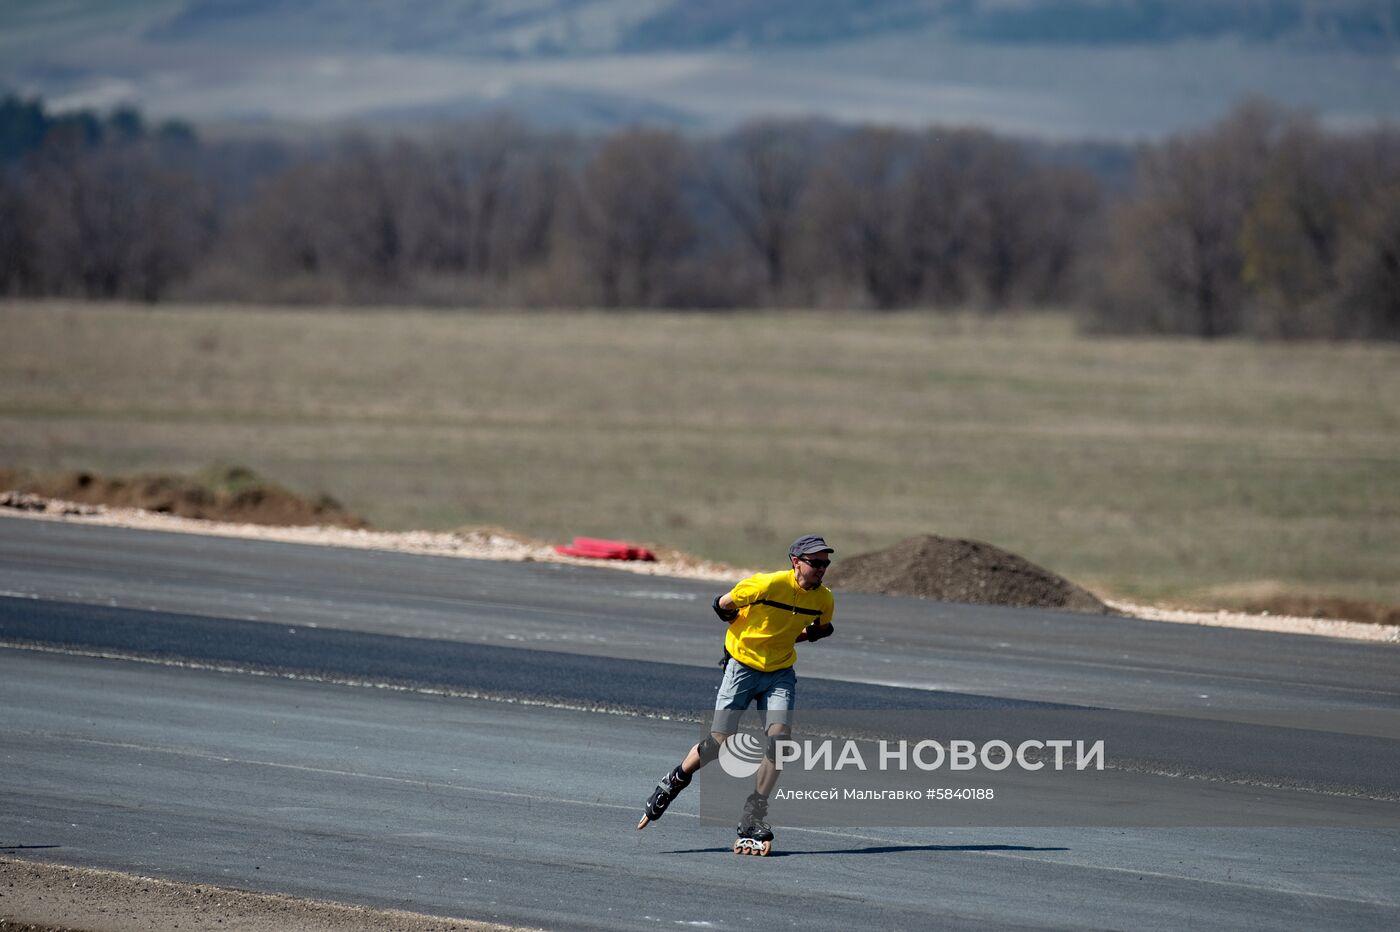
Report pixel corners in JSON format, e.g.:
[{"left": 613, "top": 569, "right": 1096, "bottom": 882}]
[{"left": 1, "top": 506, "right": 1395, "bottom": 644}]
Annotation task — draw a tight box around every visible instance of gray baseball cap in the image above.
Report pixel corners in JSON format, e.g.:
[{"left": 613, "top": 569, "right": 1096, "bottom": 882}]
[{"left": 789, "top": 534, "right": 834, "bottom": 557}]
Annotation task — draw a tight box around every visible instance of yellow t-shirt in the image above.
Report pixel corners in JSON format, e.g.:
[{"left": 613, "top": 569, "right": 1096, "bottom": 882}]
[{"left": 724, "top": 569, "right": 835, "bottom": 672}]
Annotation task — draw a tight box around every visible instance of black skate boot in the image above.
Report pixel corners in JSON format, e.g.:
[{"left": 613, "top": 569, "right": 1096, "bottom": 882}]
[
  {"left": 637, "top": 765, "right": 691, "bottom": 829},
  {"left": 734, "top": 791, "right": 774, "bottom": 856}
]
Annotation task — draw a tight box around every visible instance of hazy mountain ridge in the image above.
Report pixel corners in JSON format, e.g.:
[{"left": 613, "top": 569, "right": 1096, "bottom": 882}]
[
  {"left": 145, "top": 0, "right": 1400, "bottom": 56},
  {"left": 146, "top": 0, "right": 670, "bottom": 56},
  {"left": 4, "top": 0, "right": 1399, "bottom": 138},
  {"left": 955, "top": 0, "right": 1400, "bottom": 51},
  {"left": 624, "top": 0, "right": 1400, "bottom": 52}
]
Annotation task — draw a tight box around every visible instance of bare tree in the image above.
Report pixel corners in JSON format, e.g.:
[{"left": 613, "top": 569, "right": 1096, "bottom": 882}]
[
  {"left": 1239, "top": 116, "right": 1352, "bottom": 337},
  {"left": 223, "top": 137, "right": 414, "bottom": 301},
  {"left": 1022, "top": 165, "right": 1103, "bottom": 304},
  {"left": 1333, "top": 181, "right": 1400, "bottom": 340},
  {"left": 469, "top": 122, "right": 571, "bottom": 289},
  {"left": 562, "top": 128, "right": 694, "bottom": 307},
  {"left": 706, "top": 119, "right": 824, "bottom": 302},
  {"left": 898, "top": 128, "right": 981, "bottom": 306},
  {"left": 223, "top": 160, "right": 335, "bottom": 299},
  {"left": 955, "top": 133, "right": 1044, "bottom": 308},
  {"left": 322, "top": 137, "right": 409, "bottom": 287},
  {"left": 799, "top": 126, "right": 915, "bottom": 309},
  {"left": 403, "top": 117, "right": 540, "bottom": 282},
  {"left": 25, "top": 138, "right": 212, "bottom": 301},
  {"left": 1088, "top": 99, "right": 1285, "bottom": 336},
  {"left": 0, "top": 170, "right": 35, "bottom": 295}
]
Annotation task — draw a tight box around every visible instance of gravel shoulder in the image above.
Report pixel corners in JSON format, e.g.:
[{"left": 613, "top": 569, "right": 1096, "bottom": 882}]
[{"left": 0, "top": 857, "right": 533, "bottom": 932}]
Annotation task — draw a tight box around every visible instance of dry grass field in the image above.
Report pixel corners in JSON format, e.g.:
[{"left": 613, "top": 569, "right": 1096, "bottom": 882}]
[{"left": 2, "top": 300, "right": 1397, "bottom": 610}]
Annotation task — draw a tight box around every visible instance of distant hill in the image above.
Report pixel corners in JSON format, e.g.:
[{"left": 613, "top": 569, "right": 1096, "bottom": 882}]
[
  {"left": 954, "top": 0, "right": 1399, "bottom": 51},
  {"left": 2, "top": 0, "right": 1398, "bottom": 138},
  {"left": 145, "top": 0, "right": 657, "bottom": 56},
  {"left": 144, "top": 0, "right": 1400, "bottom": 56}
]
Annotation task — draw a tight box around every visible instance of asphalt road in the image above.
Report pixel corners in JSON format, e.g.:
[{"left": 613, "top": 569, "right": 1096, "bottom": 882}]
[{"left": 1, "top": 517, "right": 1398, "bottom": 929}]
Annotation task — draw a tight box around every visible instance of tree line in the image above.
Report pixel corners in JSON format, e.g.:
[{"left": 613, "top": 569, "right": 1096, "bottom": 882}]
[
  {"left": 1, "top": 93, "right": 1397, "bottom": 339},
  {"left": 1088, "top": 100, "right": 1400, "bottom": 340}
]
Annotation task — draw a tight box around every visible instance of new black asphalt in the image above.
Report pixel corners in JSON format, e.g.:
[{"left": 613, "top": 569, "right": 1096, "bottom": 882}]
[{"left": 1, "top": 517, "right": 1397, "bottom": 929}]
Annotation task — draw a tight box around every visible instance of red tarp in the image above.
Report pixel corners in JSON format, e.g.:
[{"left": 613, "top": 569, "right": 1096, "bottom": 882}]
[{"left": 554, "top": 536, "right": 657, "bottom": 562}]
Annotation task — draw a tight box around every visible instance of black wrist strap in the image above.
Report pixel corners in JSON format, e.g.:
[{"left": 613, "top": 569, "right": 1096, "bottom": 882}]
[{"left": 713, "top": 594, "right": 738, "bottom": 622}]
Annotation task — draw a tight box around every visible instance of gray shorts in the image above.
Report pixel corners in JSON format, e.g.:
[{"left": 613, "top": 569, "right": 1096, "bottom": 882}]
[{"left": 711, "top": 658, "right": 795, "bottom": 734}]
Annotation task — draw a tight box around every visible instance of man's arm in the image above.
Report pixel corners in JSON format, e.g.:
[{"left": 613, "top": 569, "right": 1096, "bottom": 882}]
[
  {"left": 712, "top": 592, "right": 739, "bottom": 622},
  {"left": 796, "top": 621, "right": 834, "bottom": 643}
]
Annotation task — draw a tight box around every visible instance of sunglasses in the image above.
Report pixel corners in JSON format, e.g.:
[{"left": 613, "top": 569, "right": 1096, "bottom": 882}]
[{"left": 797, "top": 556, "right": 831, "bottom": 569}]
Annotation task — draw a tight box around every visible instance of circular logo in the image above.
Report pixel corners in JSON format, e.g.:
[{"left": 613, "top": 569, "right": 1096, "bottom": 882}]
[{"left": 718, "top": 733, "right": 765, "bottom": 778}]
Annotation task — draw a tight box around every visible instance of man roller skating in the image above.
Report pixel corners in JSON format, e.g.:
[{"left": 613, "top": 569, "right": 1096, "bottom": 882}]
[{"left": 637, "top": 535, "right": 837, "bottom": 856}]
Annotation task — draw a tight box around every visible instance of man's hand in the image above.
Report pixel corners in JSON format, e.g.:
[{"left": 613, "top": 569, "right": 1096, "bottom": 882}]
[
  {"left": 801, "top": 621, "right": 834, "bottom": 643},
  {"left": 712, "top": 594, "right": 739, "bottom": 623}
]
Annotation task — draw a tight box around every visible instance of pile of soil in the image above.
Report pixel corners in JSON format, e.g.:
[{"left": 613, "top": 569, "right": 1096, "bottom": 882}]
[
  {"left": 825, "top": 534, "right": 1109, "bottom": 615},
  {"left": 0, "top": 466, "right": 366, "bottom": 530}
]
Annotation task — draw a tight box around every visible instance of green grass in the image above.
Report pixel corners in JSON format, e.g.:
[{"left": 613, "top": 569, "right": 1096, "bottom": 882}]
[{"left": 3, "top": 300, "right": 1398, "bottom": 608}]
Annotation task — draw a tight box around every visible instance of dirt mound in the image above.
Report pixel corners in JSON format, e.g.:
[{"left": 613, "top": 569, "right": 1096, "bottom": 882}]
[
  {"left": 0, "top": 465, "right": 367, "bottom": 530},
  {"left": 826, "top": 534, "right": 1109, "bottom": 615}
]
